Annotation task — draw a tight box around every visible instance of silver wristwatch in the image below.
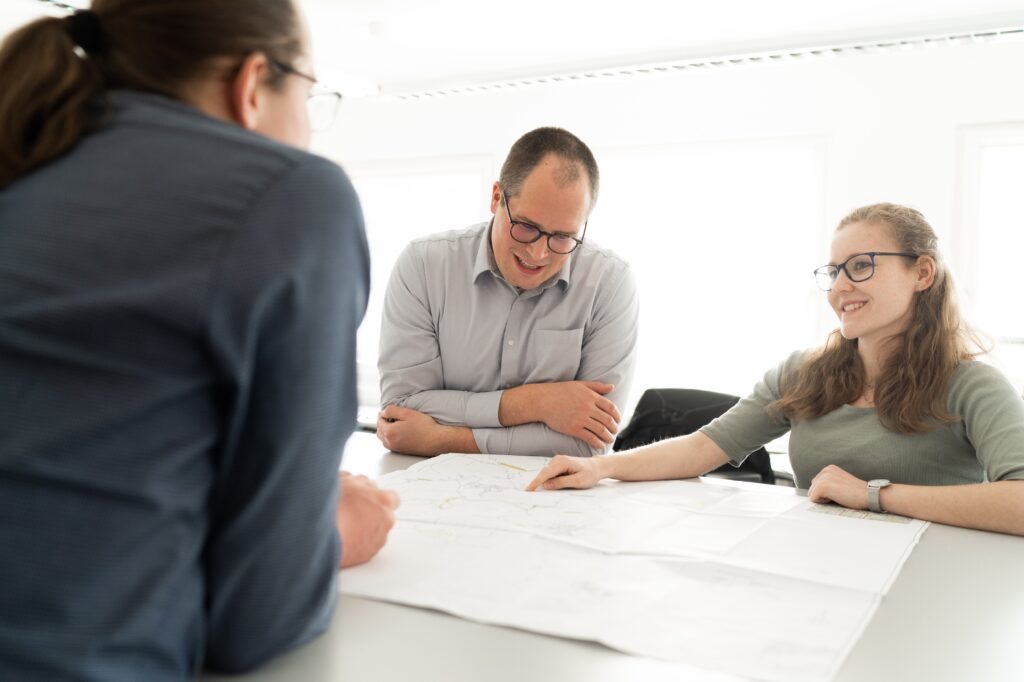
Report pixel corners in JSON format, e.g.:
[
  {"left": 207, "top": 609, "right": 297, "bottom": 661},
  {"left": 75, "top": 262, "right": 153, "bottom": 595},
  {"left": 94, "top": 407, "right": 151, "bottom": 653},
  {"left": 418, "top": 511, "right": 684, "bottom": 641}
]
[{"left": 867, "top": 479, "right": 891, "bottom": 513}]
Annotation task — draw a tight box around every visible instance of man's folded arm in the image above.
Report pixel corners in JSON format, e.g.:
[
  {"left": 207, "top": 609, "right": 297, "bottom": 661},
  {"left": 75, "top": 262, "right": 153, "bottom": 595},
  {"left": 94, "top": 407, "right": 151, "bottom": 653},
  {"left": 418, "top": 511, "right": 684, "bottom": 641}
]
[
  {"left": 472, "top": 422, "right": 605, "bottom": 457},
  {"left": 381, "top": 378, "right": 505, "bottom": 428}
]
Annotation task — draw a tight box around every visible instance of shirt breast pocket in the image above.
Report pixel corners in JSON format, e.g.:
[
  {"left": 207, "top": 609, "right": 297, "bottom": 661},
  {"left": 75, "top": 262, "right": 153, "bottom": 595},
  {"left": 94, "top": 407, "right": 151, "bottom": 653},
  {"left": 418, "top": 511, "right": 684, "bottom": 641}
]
[{"left": 527, "top": 328, "right": 584, "bottom": 384}]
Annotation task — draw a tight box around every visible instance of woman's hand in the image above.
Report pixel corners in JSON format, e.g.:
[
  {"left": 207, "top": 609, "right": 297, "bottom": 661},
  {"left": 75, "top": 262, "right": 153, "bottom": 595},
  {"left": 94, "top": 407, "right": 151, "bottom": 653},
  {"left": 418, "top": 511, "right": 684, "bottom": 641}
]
[
  {"left": 808, "top": 464, "right": 869, "bottom": 510},
  {"left": 526, "top": 454, "right": 608, "bottom": 491}
]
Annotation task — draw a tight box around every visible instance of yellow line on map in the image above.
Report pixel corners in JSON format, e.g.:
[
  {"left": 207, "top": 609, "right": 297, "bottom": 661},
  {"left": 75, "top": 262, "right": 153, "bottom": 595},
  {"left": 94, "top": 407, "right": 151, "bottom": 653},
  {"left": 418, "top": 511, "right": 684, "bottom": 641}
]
[{"left": 498, "top": 461, "right": 528, "bottom": 472}]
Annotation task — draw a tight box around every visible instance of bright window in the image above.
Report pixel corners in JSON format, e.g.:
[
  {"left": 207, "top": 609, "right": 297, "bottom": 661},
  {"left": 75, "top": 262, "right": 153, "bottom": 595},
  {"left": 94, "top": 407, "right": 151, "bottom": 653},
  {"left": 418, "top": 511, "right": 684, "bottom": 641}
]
[
  {"left": 963, "top": 137, "right": 1024, "bottom": 392},
  {"left": 591, "top": 138, "right": 827, "bottom": 402}
]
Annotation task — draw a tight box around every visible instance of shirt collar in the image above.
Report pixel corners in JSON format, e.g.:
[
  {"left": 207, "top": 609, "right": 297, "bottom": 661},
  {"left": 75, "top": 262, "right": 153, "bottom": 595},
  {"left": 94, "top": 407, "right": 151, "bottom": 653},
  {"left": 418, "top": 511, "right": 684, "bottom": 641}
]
[{"left": 473, "top": 220, "right": 572, "bottom": 291}]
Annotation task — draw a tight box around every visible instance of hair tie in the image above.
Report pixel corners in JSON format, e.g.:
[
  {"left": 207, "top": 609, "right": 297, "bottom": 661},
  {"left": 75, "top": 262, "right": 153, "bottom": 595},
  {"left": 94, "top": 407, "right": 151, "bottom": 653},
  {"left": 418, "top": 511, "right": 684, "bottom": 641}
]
[{"left": 66, "top": 10, "right": 105, "bottom": 56}]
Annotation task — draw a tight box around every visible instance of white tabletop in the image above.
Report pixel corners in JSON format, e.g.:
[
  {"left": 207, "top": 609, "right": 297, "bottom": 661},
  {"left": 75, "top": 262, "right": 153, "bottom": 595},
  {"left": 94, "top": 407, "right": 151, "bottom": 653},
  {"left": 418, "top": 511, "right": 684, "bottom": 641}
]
[{"left": 204, "top": 431, "right": 1024, "bottom": 682}]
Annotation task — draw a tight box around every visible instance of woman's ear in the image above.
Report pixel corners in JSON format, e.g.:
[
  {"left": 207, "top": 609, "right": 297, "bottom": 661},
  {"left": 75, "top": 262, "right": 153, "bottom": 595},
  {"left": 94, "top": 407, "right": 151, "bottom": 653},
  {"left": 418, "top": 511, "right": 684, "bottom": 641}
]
[
  {"left": 915, "top": 255, "right": 937, "bottom": 291},
  {"left": 227, "top": 52, "right": 270, "bottom": 131}
]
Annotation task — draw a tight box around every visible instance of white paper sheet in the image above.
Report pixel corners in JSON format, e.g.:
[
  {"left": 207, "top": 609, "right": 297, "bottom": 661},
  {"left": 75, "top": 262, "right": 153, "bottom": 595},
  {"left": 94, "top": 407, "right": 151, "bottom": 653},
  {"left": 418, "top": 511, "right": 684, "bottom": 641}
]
[{"left": 341, "top": 454, "right": 927, "bottom": 682}]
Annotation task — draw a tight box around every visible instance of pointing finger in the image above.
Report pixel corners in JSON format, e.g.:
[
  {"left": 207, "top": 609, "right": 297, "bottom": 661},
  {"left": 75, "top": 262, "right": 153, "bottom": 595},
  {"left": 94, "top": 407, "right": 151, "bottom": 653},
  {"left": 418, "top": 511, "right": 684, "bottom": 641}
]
[{"left": 527, "top": 459, "right": 569, "bottom": 491}]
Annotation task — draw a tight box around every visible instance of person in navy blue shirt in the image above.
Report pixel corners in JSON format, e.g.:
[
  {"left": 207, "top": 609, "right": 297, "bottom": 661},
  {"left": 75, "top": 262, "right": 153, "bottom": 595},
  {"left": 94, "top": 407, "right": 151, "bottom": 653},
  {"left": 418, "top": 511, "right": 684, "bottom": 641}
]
[{"left": 0, "top": 1, "right": 398, "bottom": 679}]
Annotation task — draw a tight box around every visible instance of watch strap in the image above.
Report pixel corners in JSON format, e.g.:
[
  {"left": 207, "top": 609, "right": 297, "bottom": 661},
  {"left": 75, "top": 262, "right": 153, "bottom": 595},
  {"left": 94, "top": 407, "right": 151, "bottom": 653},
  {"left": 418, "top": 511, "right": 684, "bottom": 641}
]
[
  {"left": 868, "top": 483, "right": 882, "bottom": 512},
  {"left": 867, "top": 479, "right": 890, "bottom": 513}
]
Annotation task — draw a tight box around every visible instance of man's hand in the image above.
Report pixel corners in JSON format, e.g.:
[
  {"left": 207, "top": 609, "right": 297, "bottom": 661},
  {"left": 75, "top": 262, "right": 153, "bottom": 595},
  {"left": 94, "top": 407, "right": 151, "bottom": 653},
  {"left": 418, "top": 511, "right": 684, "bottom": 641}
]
[
  {"left": 376, "top": 404, "right": 477, "bottom": 456},
  {"left": 502, "top": 381, "right": 621, "bottom": 449},
  {"left": 336, "top": 472, "right": 400, "bottom": 569},
  {"left": 526, "top": 454, "right": 608, "bottom": 491},
  {"left": 808, "top": 464, "right": 869, "bottom": 510}
]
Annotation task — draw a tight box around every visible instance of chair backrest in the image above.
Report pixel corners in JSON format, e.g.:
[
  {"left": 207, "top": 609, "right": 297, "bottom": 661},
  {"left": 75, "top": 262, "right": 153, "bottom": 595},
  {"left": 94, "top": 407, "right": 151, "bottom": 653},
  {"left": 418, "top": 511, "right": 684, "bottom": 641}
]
[{"left": 614, "top": 388, "right": 775, "bottom": 484}]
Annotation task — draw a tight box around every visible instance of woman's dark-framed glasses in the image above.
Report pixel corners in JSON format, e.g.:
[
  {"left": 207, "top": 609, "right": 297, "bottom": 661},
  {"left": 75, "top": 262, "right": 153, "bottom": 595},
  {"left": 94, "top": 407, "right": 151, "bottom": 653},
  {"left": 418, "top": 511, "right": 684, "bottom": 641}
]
[
  {"left": 269, "top": 58, "right": 343, "bottom": 132},
  {"left": 814, "top": 251, "right": 919, "bottom": 291},
  {"left": 501, "top": 188, "right": 586, "bottom": 255}
]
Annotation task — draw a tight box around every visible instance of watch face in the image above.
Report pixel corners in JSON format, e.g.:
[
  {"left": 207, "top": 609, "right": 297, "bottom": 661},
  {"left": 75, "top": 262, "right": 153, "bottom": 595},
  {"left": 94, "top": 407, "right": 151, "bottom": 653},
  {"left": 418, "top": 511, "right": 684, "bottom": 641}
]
[{"left": 869, "top": 479, "right": 891, "bottom": 488}]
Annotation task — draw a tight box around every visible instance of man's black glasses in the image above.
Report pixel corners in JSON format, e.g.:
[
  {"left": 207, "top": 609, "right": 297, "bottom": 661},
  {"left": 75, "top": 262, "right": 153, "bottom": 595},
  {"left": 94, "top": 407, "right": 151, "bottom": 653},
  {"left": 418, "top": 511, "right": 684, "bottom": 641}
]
[{"left": 501, "top": 188, "right": 586, "bottom": 255}]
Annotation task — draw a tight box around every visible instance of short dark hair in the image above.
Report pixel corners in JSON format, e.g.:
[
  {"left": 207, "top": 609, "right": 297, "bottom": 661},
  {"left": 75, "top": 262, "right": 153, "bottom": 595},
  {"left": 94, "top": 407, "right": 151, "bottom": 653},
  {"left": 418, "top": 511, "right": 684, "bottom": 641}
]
[{"left": 499, "top": 127, "right": 600, "bottom": 209}]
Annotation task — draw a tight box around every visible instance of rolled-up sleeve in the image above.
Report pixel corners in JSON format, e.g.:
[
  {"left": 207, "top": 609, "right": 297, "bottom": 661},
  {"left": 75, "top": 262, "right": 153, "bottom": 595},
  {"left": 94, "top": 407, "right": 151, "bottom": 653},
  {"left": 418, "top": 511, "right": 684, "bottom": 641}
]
[{"left": 203, "top": 157, "right": 369, "bottom": 672}]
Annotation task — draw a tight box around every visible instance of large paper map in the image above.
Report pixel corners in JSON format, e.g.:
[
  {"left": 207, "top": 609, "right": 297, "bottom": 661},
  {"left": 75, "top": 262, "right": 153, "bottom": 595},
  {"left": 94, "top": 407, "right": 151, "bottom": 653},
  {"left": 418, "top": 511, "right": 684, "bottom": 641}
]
[{"left": 341, "top": 454, "right": 927, "bottom": 682}]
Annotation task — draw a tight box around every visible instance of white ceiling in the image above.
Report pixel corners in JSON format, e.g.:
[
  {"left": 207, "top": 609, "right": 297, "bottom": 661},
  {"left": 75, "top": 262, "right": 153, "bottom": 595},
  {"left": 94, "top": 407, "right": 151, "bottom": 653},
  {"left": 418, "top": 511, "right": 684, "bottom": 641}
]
[
  {"left": 304, "top": 0, "right": 1024, "bottom": 94},
  {"left": 7, "top": 0, "right": 1024, "bottom": 95}
]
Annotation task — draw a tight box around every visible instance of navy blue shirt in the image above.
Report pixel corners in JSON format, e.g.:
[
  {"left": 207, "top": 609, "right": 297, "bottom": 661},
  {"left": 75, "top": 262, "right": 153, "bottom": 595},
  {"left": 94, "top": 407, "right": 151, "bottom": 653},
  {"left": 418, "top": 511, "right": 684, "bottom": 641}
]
[{"left": 0, "top": 92, "right": 368, "bottom": 679}]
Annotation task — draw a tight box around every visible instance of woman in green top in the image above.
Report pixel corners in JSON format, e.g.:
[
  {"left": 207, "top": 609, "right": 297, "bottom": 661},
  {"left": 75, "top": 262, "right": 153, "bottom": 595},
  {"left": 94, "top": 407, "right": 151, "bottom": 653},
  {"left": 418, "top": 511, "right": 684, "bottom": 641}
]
[{"left": 528, "top": 203, "right": 1024, "bottom": 536}]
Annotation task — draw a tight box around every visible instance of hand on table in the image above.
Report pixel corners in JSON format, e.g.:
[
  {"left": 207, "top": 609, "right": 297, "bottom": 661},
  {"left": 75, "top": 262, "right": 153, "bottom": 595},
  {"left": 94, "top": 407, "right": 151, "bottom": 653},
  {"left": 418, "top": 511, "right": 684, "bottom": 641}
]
[
  {"left": 808, "top": 464, "right": 869, "bottom": 510},
  {"left": 336, "top": 472, "right": 400, "bottom": 569},
  {"left": 376, "top": 404, "right": 451, "bottom": 455}
]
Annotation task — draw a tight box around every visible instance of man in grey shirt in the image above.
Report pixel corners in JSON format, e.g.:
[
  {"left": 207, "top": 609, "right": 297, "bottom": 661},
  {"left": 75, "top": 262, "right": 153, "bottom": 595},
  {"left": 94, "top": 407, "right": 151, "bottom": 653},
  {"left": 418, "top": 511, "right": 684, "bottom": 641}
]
[{"left": 377, "top": 128, "right": 638, "bottom": 457}]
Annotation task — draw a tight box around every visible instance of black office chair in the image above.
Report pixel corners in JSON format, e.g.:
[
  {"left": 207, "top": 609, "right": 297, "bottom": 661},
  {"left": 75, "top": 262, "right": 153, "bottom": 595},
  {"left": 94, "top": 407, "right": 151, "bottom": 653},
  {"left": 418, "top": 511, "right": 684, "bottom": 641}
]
[{"left": 613, "top": 388, "right": 779, "bottom": 485}]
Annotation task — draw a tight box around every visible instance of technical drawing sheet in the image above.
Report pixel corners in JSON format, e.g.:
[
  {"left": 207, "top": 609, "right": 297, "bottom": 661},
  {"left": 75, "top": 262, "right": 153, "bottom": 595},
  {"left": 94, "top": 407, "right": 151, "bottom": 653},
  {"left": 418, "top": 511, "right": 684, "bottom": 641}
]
[{"left": 341, "top": 454, "right": 927, "bottom": 682}]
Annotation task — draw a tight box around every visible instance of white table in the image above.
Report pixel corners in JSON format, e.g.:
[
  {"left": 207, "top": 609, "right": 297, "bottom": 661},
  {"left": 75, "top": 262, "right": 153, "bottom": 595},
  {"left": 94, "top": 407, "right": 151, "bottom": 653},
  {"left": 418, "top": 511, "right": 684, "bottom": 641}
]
[{"left": 204, "top": 432, "right": 1024, "bottom": 682}]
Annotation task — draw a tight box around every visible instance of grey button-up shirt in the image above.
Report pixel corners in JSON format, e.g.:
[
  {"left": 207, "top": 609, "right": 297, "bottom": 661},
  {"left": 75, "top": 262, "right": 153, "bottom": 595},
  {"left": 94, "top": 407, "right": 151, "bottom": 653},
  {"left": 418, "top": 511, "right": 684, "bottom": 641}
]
[{"left": 379, "top": 222, "right": 638, "bottom": 456}]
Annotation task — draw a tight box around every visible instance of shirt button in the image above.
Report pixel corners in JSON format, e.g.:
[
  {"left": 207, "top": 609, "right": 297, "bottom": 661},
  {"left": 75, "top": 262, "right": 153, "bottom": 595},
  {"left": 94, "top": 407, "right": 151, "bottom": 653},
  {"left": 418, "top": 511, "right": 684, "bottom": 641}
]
[{"left": 507, "top": 339, "right": 515, "bottom": 346}]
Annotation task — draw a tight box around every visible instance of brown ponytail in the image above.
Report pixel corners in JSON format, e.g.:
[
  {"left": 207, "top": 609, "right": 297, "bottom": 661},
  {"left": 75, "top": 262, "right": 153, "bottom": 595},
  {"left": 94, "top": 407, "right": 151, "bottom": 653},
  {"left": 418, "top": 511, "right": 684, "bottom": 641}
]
[
  {"left": 0, "top": 15, "right": 105, "bottom": 189},
  {"left": 0, "top": 0, "right": 303, "bottom": 190}
]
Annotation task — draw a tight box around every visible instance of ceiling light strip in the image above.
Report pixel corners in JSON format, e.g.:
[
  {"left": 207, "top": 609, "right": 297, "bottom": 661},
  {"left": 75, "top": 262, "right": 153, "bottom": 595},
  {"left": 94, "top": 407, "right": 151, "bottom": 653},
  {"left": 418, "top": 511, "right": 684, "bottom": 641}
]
[{"left": 393, "top": 26, "right": 1024, "bottom": 100}]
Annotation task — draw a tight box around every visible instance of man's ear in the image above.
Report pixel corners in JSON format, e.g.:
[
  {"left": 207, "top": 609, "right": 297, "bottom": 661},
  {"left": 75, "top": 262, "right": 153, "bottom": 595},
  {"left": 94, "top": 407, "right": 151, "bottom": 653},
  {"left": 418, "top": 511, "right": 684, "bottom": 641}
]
[
  {"left": 228, "top": 52, "right": 270, "bottom": 131},
  {"left": 489, "top": 181, "right": 502, "bottom": 215}
]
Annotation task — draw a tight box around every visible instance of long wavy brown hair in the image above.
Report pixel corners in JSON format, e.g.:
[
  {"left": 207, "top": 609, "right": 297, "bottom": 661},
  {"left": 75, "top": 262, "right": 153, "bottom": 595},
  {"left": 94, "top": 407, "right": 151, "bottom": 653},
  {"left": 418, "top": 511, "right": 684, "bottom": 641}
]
[
  {"left": 0, "top": 0, "right": 303, "bottom": 190},
  {"left": 771, "top": 203, "right": 981, "bottom": 433}
]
